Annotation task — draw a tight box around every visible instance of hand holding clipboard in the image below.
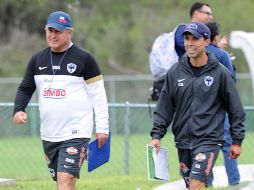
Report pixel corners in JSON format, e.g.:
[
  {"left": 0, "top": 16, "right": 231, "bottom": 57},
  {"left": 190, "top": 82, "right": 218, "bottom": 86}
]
[{"left": 88, "top": 132, "right": 111, "bottom": 172}]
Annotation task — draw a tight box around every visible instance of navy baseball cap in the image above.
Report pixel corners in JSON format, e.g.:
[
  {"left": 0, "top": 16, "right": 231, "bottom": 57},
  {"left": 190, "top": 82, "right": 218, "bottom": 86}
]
[
  {"left": 183, "top": 22, "right": 211, "bottom": 39},
  {"left": 45, "top": 11, "right": 73, "bottom": 32}
]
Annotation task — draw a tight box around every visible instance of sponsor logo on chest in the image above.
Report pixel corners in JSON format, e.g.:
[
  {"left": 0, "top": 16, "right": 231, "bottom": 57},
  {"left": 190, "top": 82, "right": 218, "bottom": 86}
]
[
  {"left": 43, "top": 88, "right": 66, "bottom": 99},
  {"left": 52, "top": 66, "right": 61, "bottom": 70}
]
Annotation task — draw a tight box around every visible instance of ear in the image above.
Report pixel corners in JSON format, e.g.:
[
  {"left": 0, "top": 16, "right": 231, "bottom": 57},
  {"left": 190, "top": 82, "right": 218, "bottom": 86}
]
[
  {"left": 192, "top": 10, "right": 200, "bottom": 20},
  {"left": 66, "top": 29, "right": 74, "bottom": 38},
  {"left": 204, "top": 38, "right": 211, "bottom": 46},
  {"left": 213, "top": 35, "right": 219, "bottom": 45}
]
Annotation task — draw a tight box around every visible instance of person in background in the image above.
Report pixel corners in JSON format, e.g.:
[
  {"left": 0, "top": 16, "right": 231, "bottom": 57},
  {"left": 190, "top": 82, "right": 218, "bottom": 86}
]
[
  {"left": 175, "top": 2, "right": 227, "bottom": 58},
  {"left": 150, "top": 22, "right": 245, "bottom": 190},
  {"left": 13, "top": 11, "right": 109, "bottom": 190},
  {"left": 150, "top": 2, "right": 222, "bottom": 102},
  {"left": 149, "top": 2, "right": 214, "bottom": 102},
  {"left": 206, "top": 21, "right": 240, "bottom": 186},
  {"left": 206, "top": 21, "right": 235, "bottom": 80}
]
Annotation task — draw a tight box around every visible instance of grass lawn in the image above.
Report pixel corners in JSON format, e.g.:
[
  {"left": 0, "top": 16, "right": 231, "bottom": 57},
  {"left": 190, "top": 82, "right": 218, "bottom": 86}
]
[
  {"left": 0, "top": 133, "right": 253, "bottom": 190},
  {"left": 0, "top": 176, "right": 163, "bottom": 190},
  {"left": 0, "top": 178, "right": 251, "bottom": 190}
]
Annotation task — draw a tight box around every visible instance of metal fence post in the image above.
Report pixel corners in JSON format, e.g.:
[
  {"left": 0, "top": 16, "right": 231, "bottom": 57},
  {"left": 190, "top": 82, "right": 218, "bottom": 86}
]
[
  {"left": 109, "top": 80, "right": 117, "bottom": 133},
  {"left": 124, "top": 101, "right": 130, "bottom": 174}
]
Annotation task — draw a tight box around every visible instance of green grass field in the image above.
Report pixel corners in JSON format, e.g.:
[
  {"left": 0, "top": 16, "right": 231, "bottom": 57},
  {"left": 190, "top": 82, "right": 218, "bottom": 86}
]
[
  {"left": 0, "top": 176, "right": 163, "bottom": 190},
  {"left": 0, "top": 178, "right": 251, "bottom": 190},
  {"left": 0, "top": 133, "right": 253, "bottom": 189}
]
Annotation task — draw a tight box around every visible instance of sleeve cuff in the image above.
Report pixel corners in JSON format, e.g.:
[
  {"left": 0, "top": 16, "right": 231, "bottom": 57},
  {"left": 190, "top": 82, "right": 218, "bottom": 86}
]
[
  {"left": 232, "top": 139, "right": 242, "bottom": 146},
  {"left": 96, "top": 126, "right": 109, "bottom": 134},
  {"left": 151, "top": 133, "right": 161, "bottom": 140}
]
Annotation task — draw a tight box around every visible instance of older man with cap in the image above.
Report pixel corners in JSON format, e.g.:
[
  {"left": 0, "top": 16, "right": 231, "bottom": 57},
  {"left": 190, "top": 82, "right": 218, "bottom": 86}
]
[
  {"left": 149, "top": 22, "right": 245, "bottom": 190},
  {"left": 13, "top": 11, "right": 109, "bottom": 190}
]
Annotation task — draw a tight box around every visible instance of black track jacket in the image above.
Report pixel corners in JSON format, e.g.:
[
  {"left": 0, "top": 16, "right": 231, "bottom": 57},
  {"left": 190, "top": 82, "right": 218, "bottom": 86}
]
[{"left": 150, "top": 52, "right": 245, "bottom": 150}]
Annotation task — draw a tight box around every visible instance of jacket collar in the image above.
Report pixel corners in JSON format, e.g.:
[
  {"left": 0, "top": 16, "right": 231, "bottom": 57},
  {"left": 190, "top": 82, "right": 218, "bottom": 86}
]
[{"left": 180, "top": 51, "right": 219, "bottom": 68}]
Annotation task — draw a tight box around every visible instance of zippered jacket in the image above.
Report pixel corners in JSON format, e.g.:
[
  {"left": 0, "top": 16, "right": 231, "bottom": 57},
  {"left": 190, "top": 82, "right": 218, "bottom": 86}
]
[{"left": 150, "top": 52, "right": 245, "bottom": 149}]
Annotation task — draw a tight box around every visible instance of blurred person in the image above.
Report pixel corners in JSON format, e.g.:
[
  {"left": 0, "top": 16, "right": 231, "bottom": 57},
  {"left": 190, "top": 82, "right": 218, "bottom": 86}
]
[
  {"left": 175, "top": 2, "right": 227, "bottom": 58},
  {"left": 206, "top": 22, "right": 235, "bottom": 80},
  {"left": 13, "top": 11, "right": 109, "bottom": 190},
  {"left": 149, "top": 22, "right": 245, "bottom": 190},
  {"left": 150, "top": 2, "right": 225, "bottom": 101},
  {"left": 192, "top": 2, "right": 228, "bottom": 50},
  {"left": 206, "top": 21, "right": 240, "bottom": 186}
]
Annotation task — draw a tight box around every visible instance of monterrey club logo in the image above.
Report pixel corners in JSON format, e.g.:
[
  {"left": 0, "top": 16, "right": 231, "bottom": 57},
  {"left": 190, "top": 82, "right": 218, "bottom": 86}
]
[
  {"left": 204, "top": 76, "right": 214, "bottom": 86},
  {"left": 67, "top": 63, "right": 77, "bottom": 74},
  {"left": 43, "top": 88, "right": 66, "bottom": 99}
]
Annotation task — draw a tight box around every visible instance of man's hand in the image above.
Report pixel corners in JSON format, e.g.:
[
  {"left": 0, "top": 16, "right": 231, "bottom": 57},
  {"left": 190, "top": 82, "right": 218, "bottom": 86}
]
[
  {"left": 150, "top": 139, "right": 161, "bottom": 154},
  {"left": 218, "top": 35, "right": 228, "bottom": 49},
  {"left": 13, "top": 111, "right": 27, "bottom": 125},
  {"left": 229, "top": 144, "right": 242, "bottom": 159},
  {"left": 96, "top": 133, "right": 108, "bottom": 148}
]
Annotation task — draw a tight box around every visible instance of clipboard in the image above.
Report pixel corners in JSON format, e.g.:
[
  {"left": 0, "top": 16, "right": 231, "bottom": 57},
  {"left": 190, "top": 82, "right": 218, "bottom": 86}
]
[
  {"left": 88, "top": 132, "right": 111, "bottom": 172},
  {"left": 146, "top": 144, "right": 169, "bottom": 181}
]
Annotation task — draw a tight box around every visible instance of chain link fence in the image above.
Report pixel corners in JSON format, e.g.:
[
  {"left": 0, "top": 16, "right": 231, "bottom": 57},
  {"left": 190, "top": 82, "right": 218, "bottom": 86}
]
[
  {"left": 0, "top": 76, "right": 253, "bottom": 181},
  {"left": 0, "top": 103, "right": 253, "bottom": 181}
]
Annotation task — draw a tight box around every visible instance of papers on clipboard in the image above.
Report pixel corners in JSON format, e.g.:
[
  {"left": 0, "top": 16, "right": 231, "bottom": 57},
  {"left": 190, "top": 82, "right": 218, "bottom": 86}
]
[
  {"left": 146, "top": 144, "right": 169, "bottom": 181},
  {"left": 87, "top": 132, "right": 111, "bottom": 172}
]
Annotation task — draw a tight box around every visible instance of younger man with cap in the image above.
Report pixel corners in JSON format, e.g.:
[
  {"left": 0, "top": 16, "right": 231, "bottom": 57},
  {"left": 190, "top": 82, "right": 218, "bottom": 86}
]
[
  {"left": 149, "top": 22, "right": 245, "bottom": 190},
  {"left": 13, "top": 11, "right": 109, "bottom": 190}
]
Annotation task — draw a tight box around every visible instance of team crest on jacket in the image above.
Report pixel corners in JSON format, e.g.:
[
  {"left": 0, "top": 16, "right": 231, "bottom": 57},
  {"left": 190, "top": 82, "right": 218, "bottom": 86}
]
[
  {"left": 67, "top": 63, "right": 77, "bottom": 74},
  {"left": 204, "top": 76, "right": 214, "bottom": 86}
]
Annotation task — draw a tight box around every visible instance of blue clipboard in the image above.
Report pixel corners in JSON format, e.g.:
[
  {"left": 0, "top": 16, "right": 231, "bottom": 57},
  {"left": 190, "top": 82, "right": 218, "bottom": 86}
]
[{"left": 88, "top": 132, "right": 111, "bottom": 172}]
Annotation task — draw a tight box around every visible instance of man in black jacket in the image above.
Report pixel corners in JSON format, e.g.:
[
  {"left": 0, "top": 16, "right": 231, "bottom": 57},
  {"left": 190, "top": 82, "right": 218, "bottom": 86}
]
[{"left": 150, "top": 22, "right": 245, "bottom": 190}]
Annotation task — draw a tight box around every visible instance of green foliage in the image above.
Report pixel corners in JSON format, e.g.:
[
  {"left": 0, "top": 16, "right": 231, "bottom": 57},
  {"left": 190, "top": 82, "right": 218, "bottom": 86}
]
[
  {"left": 0, "top": 0, "right": 253, "bottom": 76},
  {"left": 0, "top": 30, "right": 45, "bottom": 77}
]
